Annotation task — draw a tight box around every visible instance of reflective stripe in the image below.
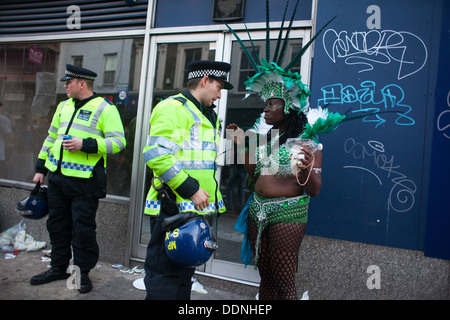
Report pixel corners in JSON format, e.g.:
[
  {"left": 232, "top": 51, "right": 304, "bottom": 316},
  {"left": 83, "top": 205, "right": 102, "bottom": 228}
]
[
  {"left": 145, "top": 199, "right": 225, "bottom": 213},
  {"left": 143, "top": 146, "right": 216, "bottom": 171},
  {"left": 48, "top": 152, "right": 95, "bottom": 172},
  {"left": 177, "top": 200, "right": 224, "bottom": 213},
  {"left": 105, "top": 136, "right": 125, "bottom": 153},
  {"left": 145, "top": 200, "right": 160, "bottom": 210},
  {"left": 146, "top": 136, "right": 181, "bottom": 154},
  {"left": 159, "top": 162, "right": 182, "bottom": 183},
  {"left": 182, "top": 140, "right": 218, "bottom": 151},
  {"left": 166, "top": 96, "right": 201, "bottom": 141},
  {"left": 143, "top": 147, "right": 171, "bottom": 163},
  {"left": 147, "top": 137, "right": 217, "bottom": 153},
  {"left": 90, "top": 100, "right": 109, "bottom": 129},
  {"left": 179, "top": 160, "right": 216, "bottom": 170},
  {"left": 59, "top": 100, "right": 68, "bottom": 111},
  {"left": 105, "top": 138, "right": 113, "bottom": 154},
  {"left": 45, "top": 135, "right": 56, "bottom": 144},
  {"left": 70, "top": 122, "right": 104, "bottom": 137},
  {"left": 58, "top": 100, "right": 110, "bottom": 137},
  {"left": 49, "top": 125, "right": 58, "bottom": 134},
  {"left": 106, "top": 131, "right": 125, "bottom": 139}
]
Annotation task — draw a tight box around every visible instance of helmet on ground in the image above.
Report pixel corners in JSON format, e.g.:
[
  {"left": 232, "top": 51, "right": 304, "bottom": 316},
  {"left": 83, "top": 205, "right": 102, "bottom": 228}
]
[
  {"left": 16, "top": 182, "right": 48, "bottom": 220},
  {"left": 164, "top": 216, "right": 218, "bottom": 267}
]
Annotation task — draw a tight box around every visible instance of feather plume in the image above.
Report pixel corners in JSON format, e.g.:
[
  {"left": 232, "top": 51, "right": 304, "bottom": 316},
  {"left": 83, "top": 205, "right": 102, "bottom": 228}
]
[
  {"left": 276, "top": 0, "right": 301, "bottom": 66},
  {"left": 266, "top": 0, "right": 271, "bottom": 61},
  {"left": 272, "top": 0, "right": 290, "bottom": 64},
  {"left": 249, "top": 112, "right": 272, "bottom": 134},
  {"left": 301, "top": 107, "right": 346, "bottom": 143},
  {"left": 224, "top": 22, "right": 259, "bottom": 72},
  {"left": 244, "top": 22, "right": 260, "bottom": 66},
  {"left": 285, "top": 15, "right": 337, "bottom": 71}
]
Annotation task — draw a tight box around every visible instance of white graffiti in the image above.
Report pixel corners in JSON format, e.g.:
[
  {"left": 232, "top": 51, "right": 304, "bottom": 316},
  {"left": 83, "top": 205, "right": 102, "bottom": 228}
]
[
  {"left": 322, "top": 29, "right": 428, "bottom": 80},
  {"left": 343, "top": 138, "right": 417, "bottom": 213},
  {"left": 436, "top": 90, "right": 450, "bottom": 139}
]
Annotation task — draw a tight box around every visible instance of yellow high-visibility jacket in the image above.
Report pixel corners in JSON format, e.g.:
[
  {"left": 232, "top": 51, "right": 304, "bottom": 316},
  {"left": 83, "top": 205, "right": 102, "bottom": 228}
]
[
  {"left": 143, "top": 94, "right": 225, "bottom": 216},
  {"left": 38, "top": 96, "right": 126, "bottom": 178}
]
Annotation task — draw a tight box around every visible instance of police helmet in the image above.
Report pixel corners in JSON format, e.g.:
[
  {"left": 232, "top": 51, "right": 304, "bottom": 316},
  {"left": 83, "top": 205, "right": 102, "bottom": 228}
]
[
  {"left": 164, "top": 215, "right": 218, "bottom": 267},
  {"left": 16, "top": 182, "right": 48, "bottom": 220}
]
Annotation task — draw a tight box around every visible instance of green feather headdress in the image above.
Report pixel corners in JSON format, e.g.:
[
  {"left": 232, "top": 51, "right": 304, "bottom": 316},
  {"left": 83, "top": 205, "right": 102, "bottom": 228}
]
[
  {"left": 302, "top": 107, "right": 346, "bottom": 144},
  {"left": 225, "top": 0, "right": 336, "bottom": 114}
]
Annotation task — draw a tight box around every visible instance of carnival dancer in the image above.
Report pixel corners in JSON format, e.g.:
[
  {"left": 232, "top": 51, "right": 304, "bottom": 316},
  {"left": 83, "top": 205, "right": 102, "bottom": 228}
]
[{"left": 227, "top": 0, "right": 340, "bottom": 300}]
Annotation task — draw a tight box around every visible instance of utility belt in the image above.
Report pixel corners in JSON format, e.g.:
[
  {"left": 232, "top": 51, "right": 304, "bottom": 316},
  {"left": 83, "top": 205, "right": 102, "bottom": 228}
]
[
  {"left": 151, "top": 176, "right": 179, "bottom": 217},
  {"left": 151, "top": 176, "right": 213, "bottom": 232}
]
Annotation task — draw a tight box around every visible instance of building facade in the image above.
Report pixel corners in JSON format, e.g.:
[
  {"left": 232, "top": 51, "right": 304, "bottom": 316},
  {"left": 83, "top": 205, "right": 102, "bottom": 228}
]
[{"left": 0, "top": 0, "right": 448, "bottom": 299}]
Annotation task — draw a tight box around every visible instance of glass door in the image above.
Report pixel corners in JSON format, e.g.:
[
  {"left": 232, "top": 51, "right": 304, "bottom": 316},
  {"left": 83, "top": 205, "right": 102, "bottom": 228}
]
[
  {"left": 209, "top": 29, "right": 310, "bottom": 283},
  {"left": 129, "top": 33, "right": 227, "bottom": 260},
  {"left": 130, "top": 28, "right": 311, "bottom": 285}
]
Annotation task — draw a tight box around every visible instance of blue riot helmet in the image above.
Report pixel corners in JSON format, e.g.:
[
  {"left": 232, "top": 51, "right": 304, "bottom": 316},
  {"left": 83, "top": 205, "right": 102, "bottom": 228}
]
[
  {"left": 164, "top": 214, "right": 218, "bottom": 267},
  {"left": 16, "top": 182, "right": 48, "bottom": 220}
]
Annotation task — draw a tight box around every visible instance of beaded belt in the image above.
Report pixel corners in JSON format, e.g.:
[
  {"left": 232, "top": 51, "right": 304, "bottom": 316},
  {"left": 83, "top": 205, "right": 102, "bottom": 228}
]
[{"left": 249, "top": 193, "right": 309, "bottom": 267}]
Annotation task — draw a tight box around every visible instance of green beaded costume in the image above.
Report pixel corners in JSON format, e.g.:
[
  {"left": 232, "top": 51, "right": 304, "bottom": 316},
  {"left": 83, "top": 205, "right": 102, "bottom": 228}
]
[{"left": 249, "top": 193, "right": 309, "bottom": 266}]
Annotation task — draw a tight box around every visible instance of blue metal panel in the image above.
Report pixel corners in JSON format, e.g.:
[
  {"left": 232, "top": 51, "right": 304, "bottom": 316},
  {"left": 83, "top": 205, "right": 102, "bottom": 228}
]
[
  {"left": 424, "top": 0, "right": 450, "bottom": 260},
  {"left": 308, "top": 0, "right": 440, "bottom": 250}
]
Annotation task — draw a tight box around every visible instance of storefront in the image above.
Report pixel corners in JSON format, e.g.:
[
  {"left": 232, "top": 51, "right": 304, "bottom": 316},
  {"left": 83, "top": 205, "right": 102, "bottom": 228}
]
[
  {"left": 0, "top": 0, "right": 314, "bottom": 285},
  {"left": 1, "top": 0, "right": 448, "bottom": 298},
  {"left": 126, "top": 0, "right": 314, "bottom": 285}
]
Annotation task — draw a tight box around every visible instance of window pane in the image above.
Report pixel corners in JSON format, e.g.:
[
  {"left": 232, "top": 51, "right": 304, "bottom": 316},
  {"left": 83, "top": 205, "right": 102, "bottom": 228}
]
[
  {"left": 104, "top": 54, "right": 117, "bottom": 71},
  {"left": 72, "top": 55, "right": 83, "bottom": 67},
  {"left": 0, "top": 38, "right": 143, "bottom": 198}
]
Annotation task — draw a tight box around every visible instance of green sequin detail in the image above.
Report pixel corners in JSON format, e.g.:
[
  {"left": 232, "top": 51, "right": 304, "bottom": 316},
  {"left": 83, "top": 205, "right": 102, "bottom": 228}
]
[
  {"left": 248, "top": 193, "right": 309, "bottom": 268},
  {"left": 255, "top": 133, "right": 293, "bottom": 177}
]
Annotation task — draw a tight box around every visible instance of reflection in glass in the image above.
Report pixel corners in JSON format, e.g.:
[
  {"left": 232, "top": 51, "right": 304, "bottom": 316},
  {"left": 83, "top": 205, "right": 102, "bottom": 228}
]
[{"left": 0, "top": 38, "right": 143, "bottom": 198}]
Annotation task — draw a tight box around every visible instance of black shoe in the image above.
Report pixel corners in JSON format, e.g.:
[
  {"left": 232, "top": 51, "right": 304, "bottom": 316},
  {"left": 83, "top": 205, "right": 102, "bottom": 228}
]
[
  {"left": 77, "top": 273, "right": 92, "bottom": 294},
  {"left": 30, "top": 268, "right": 69, "bottom": 285}
]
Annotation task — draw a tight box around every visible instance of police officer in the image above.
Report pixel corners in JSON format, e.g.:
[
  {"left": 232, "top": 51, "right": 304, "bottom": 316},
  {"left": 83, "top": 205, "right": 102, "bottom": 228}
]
[
  {"left": 142, "top": 60, "right": 232, "bottom": 300},
  {"left": 30, "top": 64, "right": 126, "bottom": 293}
]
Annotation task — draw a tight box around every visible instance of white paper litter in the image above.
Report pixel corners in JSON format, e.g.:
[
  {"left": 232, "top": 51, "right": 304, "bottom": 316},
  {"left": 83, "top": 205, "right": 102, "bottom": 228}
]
[
  {"left": 4, "top": 253, "right": 16, "bottom": 260},
  {"left": 133, "top": 278, "right": 146, "bottom": 290},
  {"left": 300, "top": 291, "right": 309, "bottom": 300},
  {"left": 14, "top": 230, "right": 46, "bottom": 252},
  {"left": 119, "top": 266, "right": 144, "bottom": 274},
  {"left": 191, "top": 278, "right": 207, "bottom": 294}
]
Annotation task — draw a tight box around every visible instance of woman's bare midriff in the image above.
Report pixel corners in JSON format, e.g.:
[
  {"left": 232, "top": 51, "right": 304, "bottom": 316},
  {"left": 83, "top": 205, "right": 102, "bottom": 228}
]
[{"left": 255, "top": 174, "right": 304, "bottom": 198}]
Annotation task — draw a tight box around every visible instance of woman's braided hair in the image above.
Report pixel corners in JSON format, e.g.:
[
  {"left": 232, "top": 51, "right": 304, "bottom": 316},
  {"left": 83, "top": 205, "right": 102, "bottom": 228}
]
[
  {"left": 279, "top": 111, "right": 307, "bottom": 145},
  {"left": 268, "top": 109, "right": 308, "bottom": 145}
]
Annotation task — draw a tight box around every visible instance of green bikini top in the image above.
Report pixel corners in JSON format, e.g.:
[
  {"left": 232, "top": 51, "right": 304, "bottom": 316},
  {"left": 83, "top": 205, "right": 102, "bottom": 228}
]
[{"left": 255, "top": 133, "right": 294, "bottom": 177}]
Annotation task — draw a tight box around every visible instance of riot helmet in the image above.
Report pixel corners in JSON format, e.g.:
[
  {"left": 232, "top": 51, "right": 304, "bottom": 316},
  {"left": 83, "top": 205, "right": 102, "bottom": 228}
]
[
  {"left": 16, "top": 182, "right": 48, "bottom": 220},
  {"left": 164, "top": 214, "right": 218, "bottom": 267}
]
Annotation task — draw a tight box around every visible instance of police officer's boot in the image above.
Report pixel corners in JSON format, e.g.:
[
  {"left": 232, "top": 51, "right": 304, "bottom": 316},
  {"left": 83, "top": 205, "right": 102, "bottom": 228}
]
[
  {"left": 78, "top": 272, "right": 92, "bottom": 294},
  {"left": 30, "top": 267, "right": 69, "bottom": 285}
]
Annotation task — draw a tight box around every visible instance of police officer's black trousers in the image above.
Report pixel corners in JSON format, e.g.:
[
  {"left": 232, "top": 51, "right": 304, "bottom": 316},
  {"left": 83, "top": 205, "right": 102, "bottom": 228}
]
[
  {"left": 143, "top": 209, "right": 195, "bottom": 300},
  {"left": 47, "top": 172, "right": 99, "bottom": 273}
]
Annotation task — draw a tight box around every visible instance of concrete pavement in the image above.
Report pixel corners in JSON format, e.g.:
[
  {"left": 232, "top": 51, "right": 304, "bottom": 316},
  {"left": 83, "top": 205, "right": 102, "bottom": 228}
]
[{"left": 0, "top": 250, "right": 255, "bottom": 300}]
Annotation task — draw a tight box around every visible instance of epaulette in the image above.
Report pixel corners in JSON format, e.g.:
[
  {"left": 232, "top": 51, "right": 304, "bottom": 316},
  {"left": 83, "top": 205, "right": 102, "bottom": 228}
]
[{"left": 103, "top": 97, "right": 114, "bottom": 105}]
